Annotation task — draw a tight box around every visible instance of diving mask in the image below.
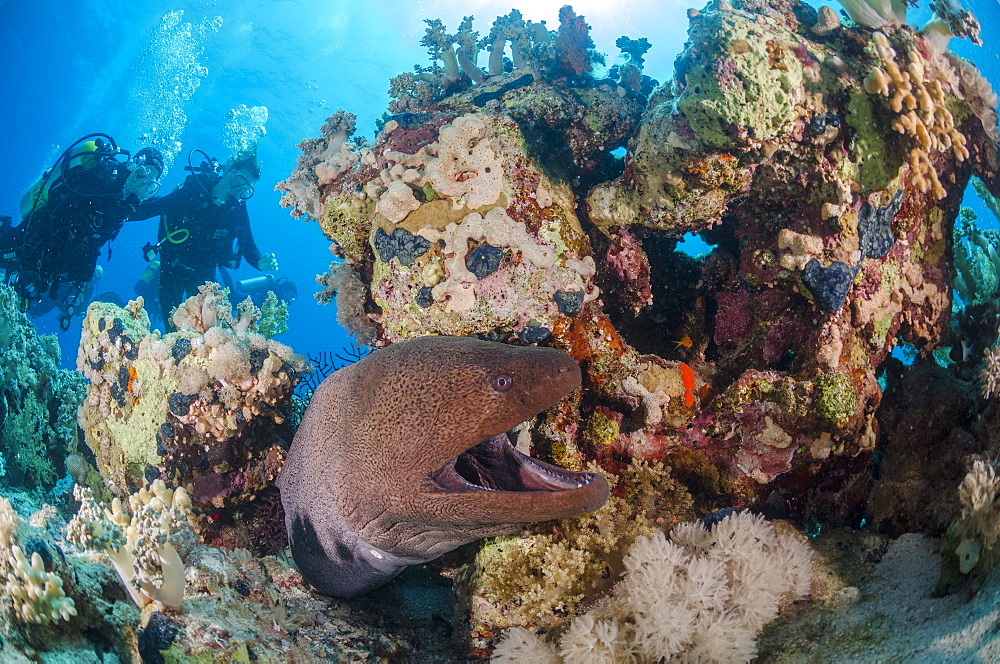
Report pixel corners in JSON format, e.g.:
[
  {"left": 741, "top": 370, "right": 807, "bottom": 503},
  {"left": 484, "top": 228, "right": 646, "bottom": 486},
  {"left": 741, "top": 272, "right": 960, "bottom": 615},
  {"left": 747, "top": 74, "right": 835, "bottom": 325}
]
[{"left": 125, "top": 164, "right": 162, "bottom": 201}]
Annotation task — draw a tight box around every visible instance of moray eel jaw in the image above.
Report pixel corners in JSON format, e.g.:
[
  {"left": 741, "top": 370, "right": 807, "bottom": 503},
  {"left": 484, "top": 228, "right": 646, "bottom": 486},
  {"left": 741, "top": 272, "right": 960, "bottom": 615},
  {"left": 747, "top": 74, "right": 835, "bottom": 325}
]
[{"left": 431, "top": 431, "right": 607, "bottom": 500}]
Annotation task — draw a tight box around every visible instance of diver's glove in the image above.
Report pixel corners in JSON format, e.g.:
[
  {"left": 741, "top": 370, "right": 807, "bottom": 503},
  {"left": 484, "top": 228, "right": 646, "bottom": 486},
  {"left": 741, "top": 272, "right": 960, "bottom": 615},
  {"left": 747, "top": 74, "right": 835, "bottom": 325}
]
[{"left": 257, "top": 253, "right": 279, "bottom": 271}]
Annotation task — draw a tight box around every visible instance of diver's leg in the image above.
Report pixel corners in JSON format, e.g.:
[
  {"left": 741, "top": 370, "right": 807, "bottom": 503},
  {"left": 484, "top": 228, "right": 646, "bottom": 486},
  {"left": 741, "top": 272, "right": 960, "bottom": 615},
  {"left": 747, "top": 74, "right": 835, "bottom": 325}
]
[{"left": 159, "top": 265, "right": 186, "bottom": 328}]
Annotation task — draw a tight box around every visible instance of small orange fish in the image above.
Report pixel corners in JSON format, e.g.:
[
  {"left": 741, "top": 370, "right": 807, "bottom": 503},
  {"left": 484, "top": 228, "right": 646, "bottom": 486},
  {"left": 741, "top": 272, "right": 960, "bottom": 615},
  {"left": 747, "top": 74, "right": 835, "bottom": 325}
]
[
  {"left": 679, "top": 363, "right": 696, "bottom": 408},
  {"left": 674, "top": 336, "right": 693, "bottom": 350}
]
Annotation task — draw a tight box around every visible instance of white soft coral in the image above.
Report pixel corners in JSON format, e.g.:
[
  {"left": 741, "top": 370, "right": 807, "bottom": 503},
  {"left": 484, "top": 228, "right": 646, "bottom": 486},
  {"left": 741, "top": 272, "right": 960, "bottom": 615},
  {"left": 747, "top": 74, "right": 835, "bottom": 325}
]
[{"left": 492, "top": 511, "right": 815, "bottom": 663}]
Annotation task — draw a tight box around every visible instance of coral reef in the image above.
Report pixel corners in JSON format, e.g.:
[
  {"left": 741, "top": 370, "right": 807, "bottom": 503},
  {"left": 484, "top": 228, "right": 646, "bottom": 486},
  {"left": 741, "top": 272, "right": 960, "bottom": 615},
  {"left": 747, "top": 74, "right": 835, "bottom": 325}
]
[
  {"left": 76, "top": 286, "right": 307, "bottom": 547},
  {"left": 1, "top": 488, "right": 468, "bottom": 661},
  {"left": 0, "top": 283, "right": 86, "bottom": 489},
  {"left": 274, "top": 0, "right": 1000, "bottom": 653}
]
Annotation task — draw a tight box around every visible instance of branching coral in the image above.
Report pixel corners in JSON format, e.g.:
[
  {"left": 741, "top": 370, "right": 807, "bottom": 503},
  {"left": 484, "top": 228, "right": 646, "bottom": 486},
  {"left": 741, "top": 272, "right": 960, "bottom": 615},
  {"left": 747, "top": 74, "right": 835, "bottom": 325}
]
[
  {"left": 67, "top": 480, "right": 193, "bottom": 609},
  {"left": 4, "top": 545, "right": 78, "bottom": 625},
  {"left": 492, "top": 512, "right": 814, "bottom": 662},
  {"left": 276, "top": 110, "right": 360, "bottom": 219},
  {"left": 863, "top": 30, "right": 968, "bottom": 199}
]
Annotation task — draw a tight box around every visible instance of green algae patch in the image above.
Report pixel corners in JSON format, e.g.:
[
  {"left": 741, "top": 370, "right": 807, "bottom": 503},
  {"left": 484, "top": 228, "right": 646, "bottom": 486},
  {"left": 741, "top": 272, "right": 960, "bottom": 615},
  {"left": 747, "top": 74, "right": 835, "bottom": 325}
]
[
  {"left": 815, "top": 372, "right": 858, "bottom": 426},
  {"left": 845, "top": 90, "right": 902, "bottom": 192},
  {"left": 677, "top": 14, "right": 804, "bottom": 149},
  {"left": 319, "top": 193, "right": 372, "bottom": 263}
]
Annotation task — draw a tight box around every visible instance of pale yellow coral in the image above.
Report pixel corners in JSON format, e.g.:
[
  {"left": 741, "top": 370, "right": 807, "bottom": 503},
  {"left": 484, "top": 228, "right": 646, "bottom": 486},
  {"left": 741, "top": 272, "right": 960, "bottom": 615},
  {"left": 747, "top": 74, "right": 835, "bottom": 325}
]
[
  {"left": 866, "top": 30, "right": 968, "bottom": 199},
  {"left": 4, "top": 545, "right": 77, "bottom": 625}
]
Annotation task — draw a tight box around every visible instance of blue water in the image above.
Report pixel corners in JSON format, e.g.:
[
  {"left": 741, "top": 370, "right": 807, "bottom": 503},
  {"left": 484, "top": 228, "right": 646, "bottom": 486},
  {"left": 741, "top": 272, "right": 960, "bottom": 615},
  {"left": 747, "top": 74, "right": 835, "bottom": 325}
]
[{"left": 1, "top": 0, "right": 998, "bottom": 368}]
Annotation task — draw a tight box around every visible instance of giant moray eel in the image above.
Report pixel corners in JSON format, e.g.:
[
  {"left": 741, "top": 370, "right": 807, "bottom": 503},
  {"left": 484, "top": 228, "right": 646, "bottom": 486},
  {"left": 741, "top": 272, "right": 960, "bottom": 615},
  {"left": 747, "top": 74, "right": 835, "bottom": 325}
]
[{"left": 278, "top": 335, "right": 609, "bottom": 598}]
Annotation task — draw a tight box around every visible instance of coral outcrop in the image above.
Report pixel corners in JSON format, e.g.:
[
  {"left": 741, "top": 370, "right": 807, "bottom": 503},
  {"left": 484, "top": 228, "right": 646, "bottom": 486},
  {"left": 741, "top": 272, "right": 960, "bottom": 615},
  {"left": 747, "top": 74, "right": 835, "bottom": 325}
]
[
  {"left": 76, "top": 286, "right": 307, "bottom": 547},
  {"left": 277, "top": 0, "right": 999, "bottom": 655}
]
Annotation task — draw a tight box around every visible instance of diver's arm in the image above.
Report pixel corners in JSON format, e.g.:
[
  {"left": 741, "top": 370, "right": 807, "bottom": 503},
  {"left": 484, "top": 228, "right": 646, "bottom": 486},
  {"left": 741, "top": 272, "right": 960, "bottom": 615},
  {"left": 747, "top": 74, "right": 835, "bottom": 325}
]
[
  {"left": 234, "top": 204, "right": 265, "bottom": 269},
  {"left": 127, "top": 186, "right": 188, "bottom": 221}
]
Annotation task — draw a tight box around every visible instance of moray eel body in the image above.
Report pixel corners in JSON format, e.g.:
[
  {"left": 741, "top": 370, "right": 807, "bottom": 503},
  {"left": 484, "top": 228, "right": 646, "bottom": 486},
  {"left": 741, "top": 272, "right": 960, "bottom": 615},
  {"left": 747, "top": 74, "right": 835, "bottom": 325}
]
[{"left": 278, "top": 335, "right": 609, "bottom": 598}]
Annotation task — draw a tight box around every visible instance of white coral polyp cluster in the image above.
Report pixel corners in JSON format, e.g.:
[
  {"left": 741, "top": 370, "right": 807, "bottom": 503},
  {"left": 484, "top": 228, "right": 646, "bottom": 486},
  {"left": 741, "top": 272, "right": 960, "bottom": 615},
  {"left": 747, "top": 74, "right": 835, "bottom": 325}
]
[
  {"left": 367, "top": 113, "right": 504, "bottom": 223},
  {"left": 980, "top": 345, "right": 1000, "bottom": 400},
  {"left": 953, "top": 460, "right": 1000, "bottom": 574},
  {"left": 493, "top": 512, "right": 814, "bottom": 663},
  {"left": 864, "top": 31, "right": 968, "bottom": 199},
  {"left": 68, "top": 480, "right": 193, "bottom": 609}
]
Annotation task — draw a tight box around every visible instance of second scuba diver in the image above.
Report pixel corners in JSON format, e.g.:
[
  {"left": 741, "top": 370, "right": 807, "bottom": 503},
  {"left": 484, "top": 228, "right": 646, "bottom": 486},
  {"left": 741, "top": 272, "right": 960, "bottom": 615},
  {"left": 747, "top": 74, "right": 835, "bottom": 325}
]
[{"left": 130, "top": 149, "right": 279, "bottom": 328}]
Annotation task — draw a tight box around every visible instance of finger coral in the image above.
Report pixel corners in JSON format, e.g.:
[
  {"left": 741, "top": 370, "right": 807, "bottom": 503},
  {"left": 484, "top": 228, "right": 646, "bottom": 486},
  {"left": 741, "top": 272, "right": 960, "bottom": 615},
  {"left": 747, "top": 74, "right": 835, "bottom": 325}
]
[
  {"left": 0, "top": 496, "right": 77, "bottom": 626},
  {"left": 4, "top": 544, "right": 77, "bottom": 625}
]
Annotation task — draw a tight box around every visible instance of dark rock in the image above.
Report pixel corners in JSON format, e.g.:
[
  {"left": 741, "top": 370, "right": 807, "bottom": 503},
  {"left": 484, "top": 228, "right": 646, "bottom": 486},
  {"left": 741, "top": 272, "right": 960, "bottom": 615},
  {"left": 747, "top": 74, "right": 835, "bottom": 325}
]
[
  {"left": 138, "top": 611, "right": 179, "bottom": 664},
  {"left": 554, "top": 290, "right": 585, "bottom": 316},
  {"left": 171, "top": 338, "right": 191, "bottom": 364},
  {"left": 415, "top": 286, "right": 434, "bottom": 308},
  {"left": 167, "top": 392, "right": 197, "bottom": 417},
  {"left": 233, "top": 578, "right": 251, "bottom": 596},
  {"left": 374, "top": 227, "right": 431, "bottom": 267},
  {"left": 473, "top": 74, "right": 535, "bottom": 107},
  {"left": 249, "top": 347, "right": 270, "bottom": 375},
  {"left": 802, "top": 258, "right": 860, "bottom": 313},
  {"left": 466, "top": 242, "right": 505, "bottom": 279},
  {"left": 859, "top": 190, "right": 903, "bottom": 260},
  {"left": 518, "top": 322, "right": 551, "bottom": 344}
]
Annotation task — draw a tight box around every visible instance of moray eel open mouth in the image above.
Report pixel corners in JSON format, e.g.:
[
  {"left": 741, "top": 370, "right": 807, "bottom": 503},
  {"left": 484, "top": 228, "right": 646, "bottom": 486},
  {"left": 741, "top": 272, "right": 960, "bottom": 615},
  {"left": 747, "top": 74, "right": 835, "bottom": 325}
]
[{"left": 431, "top": 430, "right": 602, "bottom": 493}]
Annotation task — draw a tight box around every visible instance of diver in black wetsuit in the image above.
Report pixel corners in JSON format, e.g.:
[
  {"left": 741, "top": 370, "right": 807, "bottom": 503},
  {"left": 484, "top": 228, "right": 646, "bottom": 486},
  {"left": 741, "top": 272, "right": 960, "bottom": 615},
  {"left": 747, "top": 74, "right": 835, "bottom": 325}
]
[
  {"left": 0, "top": 133, "right": 164, "bottom": 329},
  {"left": 130, "top": 149, "right": 278, "bottom": 327}
]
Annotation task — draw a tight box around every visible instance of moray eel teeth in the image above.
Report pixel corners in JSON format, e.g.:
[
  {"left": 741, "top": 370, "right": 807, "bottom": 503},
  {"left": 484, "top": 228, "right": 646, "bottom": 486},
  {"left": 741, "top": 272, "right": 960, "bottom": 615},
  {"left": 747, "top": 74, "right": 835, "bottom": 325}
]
[
  {"left": 432, "top": 432, "right": 603, "bottom": 493},
  {"left": 278, "top": 334, "right": 610, "bottom": 598}
]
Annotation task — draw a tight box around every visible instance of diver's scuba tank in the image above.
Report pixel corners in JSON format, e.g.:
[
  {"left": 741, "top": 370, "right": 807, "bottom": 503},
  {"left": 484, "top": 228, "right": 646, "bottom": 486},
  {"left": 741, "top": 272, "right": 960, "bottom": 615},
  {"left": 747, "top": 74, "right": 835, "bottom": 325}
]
[{"left": 237, "top": 274, "right": 277, "bottom": 293}]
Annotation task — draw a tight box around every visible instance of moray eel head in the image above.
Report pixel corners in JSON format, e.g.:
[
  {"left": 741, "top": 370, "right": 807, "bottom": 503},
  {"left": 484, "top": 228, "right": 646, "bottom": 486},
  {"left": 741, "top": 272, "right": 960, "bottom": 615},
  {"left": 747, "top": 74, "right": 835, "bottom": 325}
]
[{"left": 278, "top": 335, "right": 609, "bottom": 597}]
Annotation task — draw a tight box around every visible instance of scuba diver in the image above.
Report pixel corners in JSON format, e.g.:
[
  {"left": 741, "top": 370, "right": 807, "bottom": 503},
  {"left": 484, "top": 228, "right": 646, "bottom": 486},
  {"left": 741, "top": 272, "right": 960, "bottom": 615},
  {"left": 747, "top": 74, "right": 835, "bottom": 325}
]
[
  {"left": 131, "top": 148, "right": 279, "bottom": 327},
  {"left": 0, "top": 133, "right": 164, "bottom": 330}
]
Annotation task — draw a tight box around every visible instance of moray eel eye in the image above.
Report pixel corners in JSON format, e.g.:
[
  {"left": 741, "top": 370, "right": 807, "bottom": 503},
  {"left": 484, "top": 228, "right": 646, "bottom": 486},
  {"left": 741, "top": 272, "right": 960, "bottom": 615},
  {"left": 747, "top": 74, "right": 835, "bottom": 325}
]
[{"left": 491, "top": 373, "right": 513, "bottom": 392}]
